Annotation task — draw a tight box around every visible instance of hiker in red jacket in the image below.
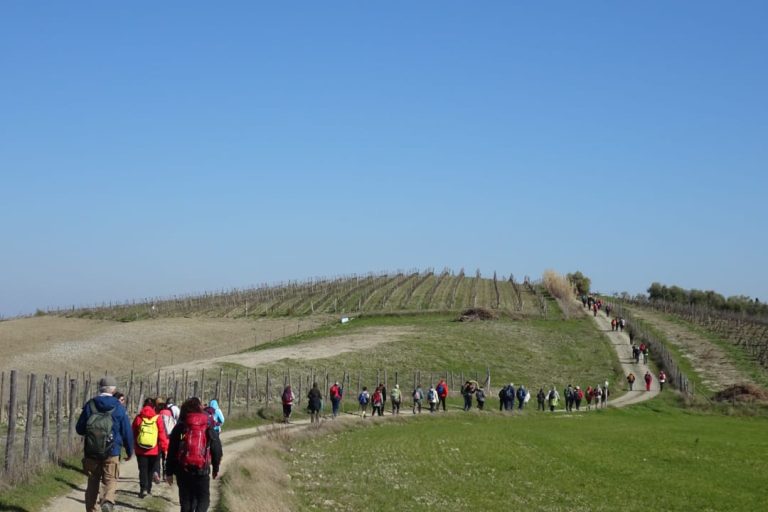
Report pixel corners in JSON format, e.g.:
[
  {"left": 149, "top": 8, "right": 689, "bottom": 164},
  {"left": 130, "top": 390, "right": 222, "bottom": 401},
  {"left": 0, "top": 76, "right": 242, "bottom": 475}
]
[
  {"left": 644, "top": 371, "right": 653, "bottom": 392},
  {"left": 132, "top": 398, "right": 170, "bottom": 499},
  {"left": 436, "top": 379, "right": 448, "bottom": 412}
]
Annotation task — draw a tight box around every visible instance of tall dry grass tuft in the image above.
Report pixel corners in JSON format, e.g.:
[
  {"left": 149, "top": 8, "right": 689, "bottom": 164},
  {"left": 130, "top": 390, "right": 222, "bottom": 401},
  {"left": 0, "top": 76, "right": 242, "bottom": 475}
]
[
  {"left": 219, "top": 420, "right": 353, "bottom": 512},
  {"left": 542, "top": 270, "right": 580, "bottom": 319},
  {"left": 219, "top": 437, "right": 294, "bottom": 512}
]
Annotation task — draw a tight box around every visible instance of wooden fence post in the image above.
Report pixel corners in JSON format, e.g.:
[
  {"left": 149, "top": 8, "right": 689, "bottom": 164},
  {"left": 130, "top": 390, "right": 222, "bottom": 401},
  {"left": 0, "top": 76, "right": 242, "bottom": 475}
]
[
  {"left": 4, "top": 370, "right": 18, "bottom": 474},
  {"left": 42, "top": 375, "right": 51, "bottom": 459},
  {"left": 297, "top": 374, "right": 303, "bottom": 407},
  {"left": 55, "top": 377, "right": 62, "bottom": 458},
  {"left": 68, "top": 378, "right": 77, "bottom": 448},
  {"left": 227, "top": 380, "right": 233, "bottom": 417},
  {"left": 137, "top": 379, "right": 146, "bottom": 414},
  {"left": 24, "top": 373, "right": 37, "bottom": 464},
  {"left": 266, "top": 370, "right": 271, "bottom": 406},
  {"left": 0, "top": 371, "right": 4, "bottom": 425},
  {"left": 246, "top": 372, "right": 251, "bottom": 413}
]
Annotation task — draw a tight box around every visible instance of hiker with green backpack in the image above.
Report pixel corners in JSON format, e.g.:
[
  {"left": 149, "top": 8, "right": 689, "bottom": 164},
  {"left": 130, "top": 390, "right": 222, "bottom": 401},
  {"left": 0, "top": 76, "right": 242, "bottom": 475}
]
[
  {"left": 132, "top": 397, "right": 170, "bottom": 499},
  {"left": 76, "top": 375, "right": 134, "bottom": 512}
]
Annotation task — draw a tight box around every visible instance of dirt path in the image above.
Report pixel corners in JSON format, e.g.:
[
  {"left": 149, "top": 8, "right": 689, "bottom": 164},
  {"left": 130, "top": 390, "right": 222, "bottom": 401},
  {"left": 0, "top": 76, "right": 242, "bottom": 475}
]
[
  {"left": 584, "top": 306, "right": 661, "bottom": 407},
  {"left": 41, "top": 415, "right": 361, "bottom": 512}
]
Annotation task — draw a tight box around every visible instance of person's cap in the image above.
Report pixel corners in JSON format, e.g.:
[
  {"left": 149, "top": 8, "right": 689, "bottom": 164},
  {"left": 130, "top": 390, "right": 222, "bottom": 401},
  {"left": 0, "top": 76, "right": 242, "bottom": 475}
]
[{"left": 99, "top": 375, "right": 117, "bottom": 388}]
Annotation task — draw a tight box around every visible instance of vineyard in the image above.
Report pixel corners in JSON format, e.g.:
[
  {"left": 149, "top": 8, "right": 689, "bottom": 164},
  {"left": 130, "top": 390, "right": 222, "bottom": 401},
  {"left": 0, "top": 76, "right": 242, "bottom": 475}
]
[
  {"left": 628, "top": 299, "right": 768, "bottom": 370},
  {"left": 41, "top": 269, "right": 550, "bottom": 321}
]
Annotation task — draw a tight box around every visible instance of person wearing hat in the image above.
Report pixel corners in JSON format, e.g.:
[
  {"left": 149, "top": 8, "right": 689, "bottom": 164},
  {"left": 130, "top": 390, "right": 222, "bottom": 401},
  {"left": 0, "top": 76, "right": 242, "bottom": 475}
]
[{"left": 76, "top": 375, "right": 134, "bottom": 512}]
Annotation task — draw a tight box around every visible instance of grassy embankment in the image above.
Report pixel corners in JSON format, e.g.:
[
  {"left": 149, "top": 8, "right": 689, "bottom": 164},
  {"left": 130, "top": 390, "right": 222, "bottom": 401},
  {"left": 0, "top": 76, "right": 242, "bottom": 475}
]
[
  {"left": 232, "top": 310, "right": 624, "bottom": 399},
  {"left": 224, "top": 394, "right": 768, "bottom": 512}
]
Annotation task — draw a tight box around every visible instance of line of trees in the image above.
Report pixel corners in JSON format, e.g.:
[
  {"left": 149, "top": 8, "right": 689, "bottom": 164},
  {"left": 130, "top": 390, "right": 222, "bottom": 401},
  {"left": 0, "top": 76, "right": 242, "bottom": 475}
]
[{"left": 647, "top": 282, "right": 766, "bottom": 317}]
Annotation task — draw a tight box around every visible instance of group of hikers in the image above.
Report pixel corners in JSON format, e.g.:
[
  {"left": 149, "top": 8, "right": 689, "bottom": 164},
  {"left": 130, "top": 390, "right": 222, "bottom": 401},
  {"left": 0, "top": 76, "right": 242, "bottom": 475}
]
[
  {"left": 277, "top": 377, "right": 631, "bottom": 422},
  {"left": 583, "top": 294, "right": 668, "bottom": 395},
  {"left": 76, "top": 375, "right": 224, "bottom": 512},
  {"left": 627, "top": 369, "right": 666, "bottom": 391}
]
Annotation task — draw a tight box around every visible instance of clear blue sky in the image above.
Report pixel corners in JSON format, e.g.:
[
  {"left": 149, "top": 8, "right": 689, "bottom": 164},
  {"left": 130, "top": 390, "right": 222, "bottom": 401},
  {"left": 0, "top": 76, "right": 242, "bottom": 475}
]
[{"left": 2, "top": 1, "right": 766, "bottom": 317}]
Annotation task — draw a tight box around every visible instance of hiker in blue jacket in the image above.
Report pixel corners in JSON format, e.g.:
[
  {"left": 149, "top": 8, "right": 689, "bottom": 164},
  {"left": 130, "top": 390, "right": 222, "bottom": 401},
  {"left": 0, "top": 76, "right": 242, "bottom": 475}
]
[
  {"left": 76, "top": 375, "right": 134, "bottom": 512},
  {"left": 207, "top": 399, "right": 225, "bottom": 433},
  {"left": 516, "top": 384, "right": 527, "bottom": 410}
]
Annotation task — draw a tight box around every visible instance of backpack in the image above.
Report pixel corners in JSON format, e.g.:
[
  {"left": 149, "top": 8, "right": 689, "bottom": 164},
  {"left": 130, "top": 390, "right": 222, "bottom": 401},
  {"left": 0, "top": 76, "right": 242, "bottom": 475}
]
[
  {"left": 517, "top": 387, "right": 526, "bottom": 400},
  {"left": 436, "top": 384, "right": 445, "bottom": 396},
  {"left": 358, "top": 392, "right": 369, "bottom": 405},
  {"left": 161, "top": 410, "right": 177, "bottom": 437},
  {"left": 84, "top": 400, "right": 115, "bottom": 459},
  {"left": 413, "top": 389, "right": 422, "bottom": 400},
  {"left": 427, "top": 389, "right": 437, "bottom": 402},
  {"left": 476, "top": 389, "right": 486, "bottom": 402},
  {"left": 204, "top": 406, "right": 221, "bottom": 428},
  {"left": 391, "top": 388, "right": 401, "bottom": 402},
  {"left": 137, "top": 415, "right": 159, "bottom": 449},
  {"left": 178, "top": 412, "right": 211, "bottom": 472},
  {"left": 505, "top": 386, "right": 515, "bottom": 399},
  {"left": 282, "top": 388, "right": 292, "bottom": 404}
]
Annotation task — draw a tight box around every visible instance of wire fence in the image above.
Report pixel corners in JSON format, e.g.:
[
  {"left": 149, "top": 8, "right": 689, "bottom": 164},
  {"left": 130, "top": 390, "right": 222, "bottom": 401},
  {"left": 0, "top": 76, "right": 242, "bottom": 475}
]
[{"left": 1, "top": 366, "right": 494, "bottom": 484}]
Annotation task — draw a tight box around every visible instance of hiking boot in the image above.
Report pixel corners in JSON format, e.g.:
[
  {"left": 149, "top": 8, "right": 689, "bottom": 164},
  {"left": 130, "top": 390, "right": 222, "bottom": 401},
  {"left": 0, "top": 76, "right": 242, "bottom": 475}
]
[
  {"left": 101, "top": 502, "right": 114, "bottom": 512},
  {"left": 139, "top": 490, "right": 146, "bottom": 499},
  {"left": 153, "top": 471, "right": 161, "bottom": 483}
]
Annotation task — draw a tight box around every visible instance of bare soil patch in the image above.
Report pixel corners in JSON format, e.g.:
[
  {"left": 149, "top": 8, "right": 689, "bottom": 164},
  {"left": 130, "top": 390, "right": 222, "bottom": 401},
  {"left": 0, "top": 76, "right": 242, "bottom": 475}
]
[
  {"left": 713, "top": 383, "right": 768, "bottom": 403},
  {"left": 0, "top": 315, "right": 329, "bottom": 376},
  {"left": 459, "top": 308, "right": 498, "bottom": 322},
  {"left": 163, "top": 326, "right": 416, "bottom": 372},
  {"left": 628, "top": 307, "right": 752, "bottom": 391}
]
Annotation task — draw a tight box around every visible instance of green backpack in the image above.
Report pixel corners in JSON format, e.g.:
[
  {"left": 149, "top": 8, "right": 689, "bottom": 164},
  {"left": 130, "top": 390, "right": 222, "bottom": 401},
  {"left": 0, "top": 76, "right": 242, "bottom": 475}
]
[{"left": 84, "top": 400, "right": 115, "bottom": 459}]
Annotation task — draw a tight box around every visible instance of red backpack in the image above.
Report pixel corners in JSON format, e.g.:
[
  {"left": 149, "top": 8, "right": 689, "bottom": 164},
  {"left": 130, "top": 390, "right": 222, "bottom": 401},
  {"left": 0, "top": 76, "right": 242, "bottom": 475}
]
[{"left": 178, "top": 412, "right": 211, "bottom": 472}]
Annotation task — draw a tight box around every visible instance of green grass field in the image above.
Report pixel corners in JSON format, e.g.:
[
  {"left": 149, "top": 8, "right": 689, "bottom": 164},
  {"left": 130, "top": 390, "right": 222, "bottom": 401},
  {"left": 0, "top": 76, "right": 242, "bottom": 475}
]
[
  {"left": 286, "top": 395, "right": 767, "bottom": 511},
  {"left": 237, "top": 313, "right": 624, "bottom": 396}
]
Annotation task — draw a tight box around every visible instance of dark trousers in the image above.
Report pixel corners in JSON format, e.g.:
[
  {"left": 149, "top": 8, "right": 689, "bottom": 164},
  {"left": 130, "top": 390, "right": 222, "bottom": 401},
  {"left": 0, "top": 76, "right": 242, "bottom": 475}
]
[
  {"left": 438, "top": 397, "right": 446, "bottom": 411},
  {"left": 463, "top": 394, "right": 472, "bottom": 411},
  {"left": 331, "top": 398, "right": 340, "bottom": 416},
  {"left": 137, "top": 454, "right": 159, "bottom": 494},
  {"left": 178, "top": 471, "right": 211, "bottom": 512}
]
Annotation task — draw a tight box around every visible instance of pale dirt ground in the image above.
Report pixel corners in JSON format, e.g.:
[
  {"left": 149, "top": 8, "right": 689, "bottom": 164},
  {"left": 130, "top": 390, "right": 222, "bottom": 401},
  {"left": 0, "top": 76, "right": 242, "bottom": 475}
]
[
  {"left": 627, "top": 307, "right": 752, "bottom": 391},
  {"left": 161, "top": 326, "right": 416, "bottom": 372},
  {"left": 0, "top": 315, "right": 329, "bottom": 377}
]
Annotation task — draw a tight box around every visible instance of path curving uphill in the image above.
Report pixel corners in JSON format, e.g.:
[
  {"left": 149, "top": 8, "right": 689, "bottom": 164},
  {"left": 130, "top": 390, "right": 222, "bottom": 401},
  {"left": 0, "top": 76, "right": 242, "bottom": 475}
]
[
  {"left": 43, "top": 308, "right": 662, "bottom": 512},
  {"left": 585, "top": 305, "right": 661, "bottom": 407}
]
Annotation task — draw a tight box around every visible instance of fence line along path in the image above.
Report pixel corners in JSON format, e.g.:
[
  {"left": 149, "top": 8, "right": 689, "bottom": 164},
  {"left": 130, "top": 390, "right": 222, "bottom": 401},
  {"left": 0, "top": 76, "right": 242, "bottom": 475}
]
[{"left": 585, "top": 305, "right": 660, "bottom": 407}]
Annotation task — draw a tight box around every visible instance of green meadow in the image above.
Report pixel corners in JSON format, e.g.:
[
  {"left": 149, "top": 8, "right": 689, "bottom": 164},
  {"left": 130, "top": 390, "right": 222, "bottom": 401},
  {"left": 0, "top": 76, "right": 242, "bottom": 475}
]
[
  {"left": 287, "top": 396, "right": 767, "bottom": 511},
  {"left": 238, "top": 313, "right": 624, "bottom": 394}
]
